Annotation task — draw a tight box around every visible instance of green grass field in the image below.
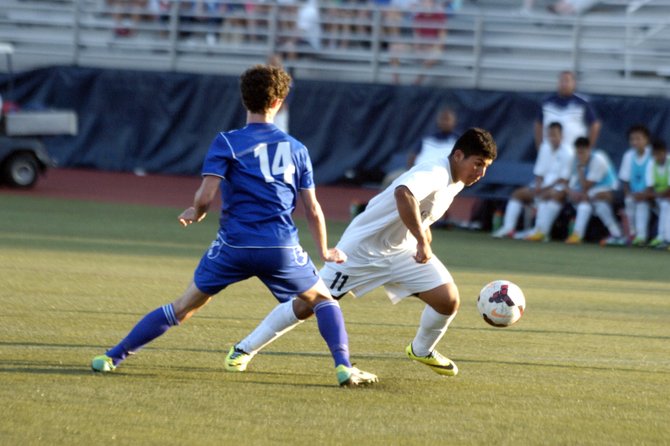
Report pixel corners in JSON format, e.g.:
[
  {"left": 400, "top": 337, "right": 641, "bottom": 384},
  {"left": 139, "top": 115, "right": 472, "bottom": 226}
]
[{"left": 1, "top": 194, "right": 668, "bottom": 445}]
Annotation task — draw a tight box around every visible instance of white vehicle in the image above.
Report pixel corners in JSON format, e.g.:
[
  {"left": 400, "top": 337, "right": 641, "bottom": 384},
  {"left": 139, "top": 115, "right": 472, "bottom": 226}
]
[{"left": 0, "top": 43, "right": 76, "bottom": 188}]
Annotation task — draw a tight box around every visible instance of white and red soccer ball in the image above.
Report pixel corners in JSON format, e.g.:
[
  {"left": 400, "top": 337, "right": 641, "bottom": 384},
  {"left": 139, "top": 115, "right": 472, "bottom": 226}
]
[{"left": 477, "top": 280, "right": 526, "bottom": 327}]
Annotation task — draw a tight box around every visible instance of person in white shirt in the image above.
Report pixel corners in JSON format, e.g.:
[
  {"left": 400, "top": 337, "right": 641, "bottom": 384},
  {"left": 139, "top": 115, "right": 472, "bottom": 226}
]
[
  {"left": 618, "top": 125, "right": 653, "bottom": 245},
  {"left": 492, "top": 122, "right": 574, "bottom": 241},
  {"left": 223, "top": 128, "right": 497, "bottom": 377},
  {"left": 565, "top": 137, "right": 625, "bottom": 245}
]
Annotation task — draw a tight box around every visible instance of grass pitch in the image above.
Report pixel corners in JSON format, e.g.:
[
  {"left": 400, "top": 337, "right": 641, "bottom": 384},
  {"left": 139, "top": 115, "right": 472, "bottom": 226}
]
[{"left": 0, "top": 194, "right": 668, "bottom": 445}]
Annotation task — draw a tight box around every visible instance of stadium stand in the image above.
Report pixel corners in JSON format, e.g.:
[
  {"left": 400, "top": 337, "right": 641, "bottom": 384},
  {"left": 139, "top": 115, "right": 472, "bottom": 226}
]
[{"left": 0, "top": 0, "right": 669, "bottom": 95}]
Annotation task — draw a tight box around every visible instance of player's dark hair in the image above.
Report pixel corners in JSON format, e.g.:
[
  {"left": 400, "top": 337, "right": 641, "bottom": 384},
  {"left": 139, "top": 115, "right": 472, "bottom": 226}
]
[
  {"left": 574, "top": 136, "right": 590, "bottom": 148},
  {"left": 652, "top": 139, "right": 667, "bottom": 152},
  {"left": 450, "top": 128, "right": 497, "bottom": 161},
  {"left": 548, "top": 121, "right": 563, "bottom": 131},
  {"left": 239, "top": 64, "right": 291, "bottom": 114},
  {"left": 627, "top": 124, "right": 650, "bottom": 139}
]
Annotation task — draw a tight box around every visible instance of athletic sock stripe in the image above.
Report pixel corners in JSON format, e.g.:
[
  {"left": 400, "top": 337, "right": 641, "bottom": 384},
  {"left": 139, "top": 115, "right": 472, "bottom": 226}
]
[
  {"left": 162, "top": 304, "right": 178, "bottom": 326},
  {"left": 313, "top": 300, "right": 340, "bottom": 312}
]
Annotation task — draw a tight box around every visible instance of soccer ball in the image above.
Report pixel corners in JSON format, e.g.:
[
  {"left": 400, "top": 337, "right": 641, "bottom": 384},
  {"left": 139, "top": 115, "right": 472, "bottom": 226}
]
[{"left": 477, "top": 280, "right": 526, "bottom": 327}]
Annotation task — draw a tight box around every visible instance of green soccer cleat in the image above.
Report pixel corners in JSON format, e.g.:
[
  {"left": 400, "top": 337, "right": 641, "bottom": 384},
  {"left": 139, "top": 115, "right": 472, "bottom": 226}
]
[
  {"left": 405, "top": 343, "right": 458, "bottom": 376},
  {"left": 335, "top": 364, "right": 379, "bottom": 387},
  {"left": 91, "top": 355, "right": 116, "bottom": 373},
  {"left": 224, "top": 345, "right": 254, "bottom": 372},
  {"left": 631, "top": 236, "right": 646, "bottom": 247},
  {"left": 648, "top": 237, "right": 664, "bottom": 248}
]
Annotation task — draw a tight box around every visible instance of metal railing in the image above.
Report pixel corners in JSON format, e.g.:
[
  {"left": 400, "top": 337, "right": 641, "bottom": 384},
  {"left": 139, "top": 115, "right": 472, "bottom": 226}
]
[{"left": 1, "top": 0, "right": 669, "bottom": 95}]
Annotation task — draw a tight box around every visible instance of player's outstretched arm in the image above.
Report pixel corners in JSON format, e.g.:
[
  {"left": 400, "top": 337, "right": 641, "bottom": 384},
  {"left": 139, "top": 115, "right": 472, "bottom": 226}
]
[
  {"left": 178, "top": 175, "right": 221, "bottom": 227},
  {"left": 299, "top": 188, "right": 346, "bottom": 263}
]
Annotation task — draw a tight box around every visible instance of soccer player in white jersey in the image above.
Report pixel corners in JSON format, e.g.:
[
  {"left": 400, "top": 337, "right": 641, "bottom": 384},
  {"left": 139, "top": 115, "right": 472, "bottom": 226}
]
[
  {"left": 618, "top": 125, "right": 652, "bottom": 246},
  {"left": 225, "top": 128, "right": 497, "bottom": 377},
  {"left": 565, "top": 137, "right": 625, "bottom": 245},
  {"left": 91, "top": 64, "right": 377, "bottom": 387},
  {"left": 492, "top": 122, "right": 574, "bottom": 241}
]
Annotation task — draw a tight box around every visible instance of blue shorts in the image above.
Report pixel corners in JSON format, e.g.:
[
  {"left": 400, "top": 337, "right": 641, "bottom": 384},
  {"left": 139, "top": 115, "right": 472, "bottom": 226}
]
[{"left": 193, "top": 234, "right": 320, "bottom": 302}]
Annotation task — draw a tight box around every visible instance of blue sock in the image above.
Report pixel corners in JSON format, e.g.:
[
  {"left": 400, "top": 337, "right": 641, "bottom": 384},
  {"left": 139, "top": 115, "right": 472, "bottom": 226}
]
[
  {"left": 313, "top": 300, "right": 351, "bottom": 368},
  {"left": 106, "top": 304, "right": 179, "bottom": 365}
]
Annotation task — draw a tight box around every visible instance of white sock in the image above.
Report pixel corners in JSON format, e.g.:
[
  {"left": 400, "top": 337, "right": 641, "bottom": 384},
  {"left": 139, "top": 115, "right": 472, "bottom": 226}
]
[
  {"left": 236, "top": 299, "right": 303, "bottom": 355},
  {"left": 536, "top": 200, "right": 562, "bottom": 235},
  {"left": 594, "top": 200, "right": 622, "bottom": 238},
  {"left": 502, "top": 199, "right": 523, "bottom": 233},
  {"left": 411, "top": 305, "right": 456, "bottom": 357},
  {"left": 659, "top": 200, "right": 670, "bottom": 241},
  {"left": 634, "top": 201, "right": 650, "bottom": 240},
  {"left": 624, "top": 196, "right": 636, "bottom": 237},
  {"left": 573, "top": 202, "right": 592, "bottom": 237},
  {"left": 533, "top": 201, "right": 547, "bottom": 232}
]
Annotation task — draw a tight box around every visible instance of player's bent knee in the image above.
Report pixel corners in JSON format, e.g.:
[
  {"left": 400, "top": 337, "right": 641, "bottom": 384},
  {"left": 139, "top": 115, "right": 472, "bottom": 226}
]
[
  {"left": 418, "top": 283, "right": 459, "bottom": 315},
  {"left": 292, "top": 297, "right": 315, "bottom": 320}
]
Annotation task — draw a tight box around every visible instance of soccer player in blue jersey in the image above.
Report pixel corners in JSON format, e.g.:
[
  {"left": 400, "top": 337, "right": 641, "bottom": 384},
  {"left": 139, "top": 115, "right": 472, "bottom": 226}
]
[{"left": 91, "top": 64, "right": 378, "bottom": 387}]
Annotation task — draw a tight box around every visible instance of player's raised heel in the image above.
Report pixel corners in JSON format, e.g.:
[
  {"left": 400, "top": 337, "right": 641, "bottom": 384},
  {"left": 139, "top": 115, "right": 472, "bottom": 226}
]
[
  {"left": 336, "top": 365, "right": 378, "bottom": 387},
  {"left": 224, "top": 345, "right": 254, "bottom": 372},
  {"left": 405, "top": 344, "right": 458, "bottom": 376},
  {"left": 91, "top": 355, "right": 116, "bottom": 373}
]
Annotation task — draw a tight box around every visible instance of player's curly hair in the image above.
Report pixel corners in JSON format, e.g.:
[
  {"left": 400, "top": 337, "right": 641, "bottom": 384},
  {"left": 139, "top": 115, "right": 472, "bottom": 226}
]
[
  {"left": 452, "top": 128, "right": 497, "bottom": 161},
  {"left": 239, "top": 64, "right": 291, "bottom": 114}
]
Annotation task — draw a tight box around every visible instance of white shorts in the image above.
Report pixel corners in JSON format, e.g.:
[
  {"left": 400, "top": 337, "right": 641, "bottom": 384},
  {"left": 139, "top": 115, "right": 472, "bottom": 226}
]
[
  {"left": 319, "top": 250, "right": 453, "bottom": 304},
  {"left": 587, "top": 185, "right": 615, "bottom": 199}
]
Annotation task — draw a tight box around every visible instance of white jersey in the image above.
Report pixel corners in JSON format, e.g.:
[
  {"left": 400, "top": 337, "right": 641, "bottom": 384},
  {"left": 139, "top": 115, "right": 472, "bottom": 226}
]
[
  {"left": 337, "top": 160, "right": 464, "bottom": 258},
  {"left": 569, "top": 149, "right": 618, "bottom": 196},
  {"left": 533, "top": 141, "right": 574, "bottom": 187}
]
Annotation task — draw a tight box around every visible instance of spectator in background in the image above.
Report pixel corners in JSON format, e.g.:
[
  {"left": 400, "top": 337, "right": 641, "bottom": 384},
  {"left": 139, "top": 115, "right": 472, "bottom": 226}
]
[
  {"left": 411, "top": 0, "right": 447, "bottom": 85},
  {"left": 565, "top": 137, "right": 625, "bottom": 245},
  {"left": 385, "top": 0, "right": 416, "bottom": 84},
  {"left": 298, "top": 0, "right": 321, "bottom": 52},
  {"left": 645, "top": 139, "right": 670, "bottom": 249},
  {"left": 220, "top": 0, "right": 248, "bottom": 44},
  {"left": 548, "top": 0, "right": 598, "bottom": 15},
  {"left": 618, "top": 125, "right": 653, "bottom": 246},
  {"left": 274, "top": 0, "right": 320, "bottom": 59},
  {"left": 521, "top": 0, "right": 598, "bottom": 15},
  {"left": 407, "top": 106, "right": 459, "bottom": 167},
  {"left": 534, "top": 71, "right": 601, "bottom": 153},
  {"left": 275, "top": 0, "right": 300, "bottom": 57},
  {"left": 108, "top": 0, "right": 149, "bottom": 37},
  {"left": 382, "top": 105, "right": 459, "bottom": 188},
  {"left": 492, "top": 122, "right": 574, "bottom": 241}
]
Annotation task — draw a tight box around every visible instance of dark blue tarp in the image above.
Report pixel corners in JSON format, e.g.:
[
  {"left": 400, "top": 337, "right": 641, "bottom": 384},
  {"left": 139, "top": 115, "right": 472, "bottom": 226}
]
[{"left": 2, "top": 66, "right": 669, "bottom": 184}]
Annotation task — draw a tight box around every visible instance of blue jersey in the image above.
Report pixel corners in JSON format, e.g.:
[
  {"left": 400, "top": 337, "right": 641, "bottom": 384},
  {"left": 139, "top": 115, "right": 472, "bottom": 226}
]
[
  {"left": 202, "top": 123, "right": 314, "bottom": 248},
  {"left": 539, "top": 93, "right": 597, "bottom": 148}
]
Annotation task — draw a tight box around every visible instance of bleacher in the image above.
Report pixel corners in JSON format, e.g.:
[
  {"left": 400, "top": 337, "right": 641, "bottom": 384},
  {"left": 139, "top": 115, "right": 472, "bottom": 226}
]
[{"left": 0, "top": 0, "right": 669, "bottom": 95}]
